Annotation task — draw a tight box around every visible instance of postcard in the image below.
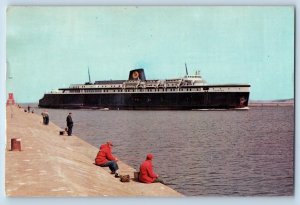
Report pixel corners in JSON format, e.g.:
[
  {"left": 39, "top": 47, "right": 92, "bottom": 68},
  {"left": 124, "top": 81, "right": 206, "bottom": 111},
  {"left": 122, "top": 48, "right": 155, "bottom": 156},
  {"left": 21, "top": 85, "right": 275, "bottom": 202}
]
[{"left": 5, "top": 6, "right": 294, "bottom": 197}]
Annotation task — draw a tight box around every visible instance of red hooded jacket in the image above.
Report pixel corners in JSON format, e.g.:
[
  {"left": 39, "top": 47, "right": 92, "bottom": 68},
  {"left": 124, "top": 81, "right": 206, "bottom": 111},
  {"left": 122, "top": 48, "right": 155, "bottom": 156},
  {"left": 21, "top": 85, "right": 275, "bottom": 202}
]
[
  {"left": 139, "top": 154, "right": 158, "bottom": 183},
  {"left": 95, "top": 143, "right": 117, "bottom": 165}
]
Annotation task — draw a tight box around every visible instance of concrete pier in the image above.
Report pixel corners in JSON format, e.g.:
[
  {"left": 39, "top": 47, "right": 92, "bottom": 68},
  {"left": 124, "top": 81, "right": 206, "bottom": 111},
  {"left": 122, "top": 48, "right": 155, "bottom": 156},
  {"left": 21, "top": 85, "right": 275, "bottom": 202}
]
[{"left": 5, "top": 105, "right": 182, "bottom": 197}]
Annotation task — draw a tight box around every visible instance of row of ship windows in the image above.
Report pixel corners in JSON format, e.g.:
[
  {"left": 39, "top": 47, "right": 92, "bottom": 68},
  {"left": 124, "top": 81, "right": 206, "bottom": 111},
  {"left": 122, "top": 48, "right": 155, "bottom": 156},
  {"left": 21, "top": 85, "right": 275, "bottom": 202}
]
[
  {"left": 75, "top": 85, "right": 122, "bottom": 88},
  {"left": 66, "top": 87, "right": 241, "bottom": 93},
  {"left": 75, "top": 84, "right": 183, "bottom": 89},
  {"left": 69, "top": 88, "right": 200, "bottom": 93}
]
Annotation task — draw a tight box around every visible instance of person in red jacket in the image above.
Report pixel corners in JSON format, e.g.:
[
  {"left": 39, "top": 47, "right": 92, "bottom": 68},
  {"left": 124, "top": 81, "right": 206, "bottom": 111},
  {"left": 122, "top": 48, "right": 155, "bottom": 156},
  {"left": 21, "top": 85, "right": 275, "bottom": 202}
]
[
  {"left": 139, "top": 153, "right": 164, "bottom": 184},
  {"left": 95, "top": 141, "right": 119, "bottom": 177}
]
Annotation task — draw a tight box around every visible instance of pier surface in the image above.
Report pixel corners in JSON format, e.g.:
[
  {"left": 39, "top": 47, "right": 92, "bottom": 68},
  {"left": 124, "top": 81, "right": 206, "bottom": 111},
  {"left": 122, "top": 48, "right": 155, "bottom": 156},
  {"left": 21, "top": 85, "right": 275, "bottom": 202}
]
[{"left": 5, "top": 105, "right": 182, "bottom": 197}]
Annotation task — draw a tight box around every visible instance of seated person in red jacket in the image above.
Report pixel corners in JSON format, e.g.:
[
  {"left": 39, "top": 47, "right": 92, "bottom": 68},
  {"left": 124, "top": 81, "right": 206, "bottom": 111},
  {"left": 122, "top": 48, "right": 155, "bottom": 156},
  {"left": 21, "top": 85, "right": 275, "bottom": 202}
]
[
  {"left": 95, "top": 141, "right": 119, "bottom": 177},
  {"left": 139, "top": 153, "right": 164, "bottom": 184}
]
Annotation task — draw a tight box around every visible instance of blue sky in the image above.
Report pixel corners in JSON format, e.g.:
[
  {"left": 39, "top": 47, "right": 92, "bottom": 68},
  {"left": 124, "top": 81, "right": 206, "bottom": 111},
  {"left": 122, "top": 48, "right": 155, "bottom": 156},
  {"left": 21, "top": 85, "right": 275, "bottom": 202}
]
[{"left": 6, "top": 6, "right": 294, "bottom": 103}]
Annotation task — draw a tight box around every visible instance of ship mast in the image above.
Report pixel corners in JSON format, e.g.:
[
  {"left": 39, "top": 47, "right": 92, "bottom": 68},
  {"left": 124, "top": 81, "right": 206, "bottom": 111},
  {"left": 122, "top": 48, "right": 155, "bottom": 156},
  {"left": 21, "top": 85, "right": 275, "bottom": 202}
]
[
  {"left": 88, "top": 67, "right": 91, "bottom": 84},
  {"left": 185, "top": 63, "right": 189, "bottom": 75}
]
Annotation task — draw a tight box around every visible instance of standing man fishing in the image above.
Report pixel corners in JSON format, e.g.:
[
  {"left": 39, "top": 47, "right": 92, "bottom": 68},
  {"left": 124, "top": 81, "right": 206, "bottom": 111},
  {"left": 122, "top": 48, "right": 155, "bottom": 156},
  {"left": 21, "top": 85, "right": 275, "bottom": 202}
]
[
  {"left": 66, "top": 112, "right": 73, "bottom": 136},
  {"left": 41, "top": 110, "right": 49, "bottom": 125}
]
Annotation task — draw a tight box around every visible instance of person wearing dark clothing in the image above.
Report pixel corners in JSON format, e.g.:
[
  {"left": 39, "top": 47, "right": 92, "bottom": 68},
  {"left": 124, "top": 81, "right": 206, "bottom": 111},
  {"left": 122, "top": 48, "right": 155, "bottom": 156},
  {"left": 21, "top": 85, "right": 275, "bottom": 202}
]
[
  {"left": 95, "top": 141, "right": 119, "bottom": 177},
  {"left": 27, "top": 106, "right": 31, "bottom": 113},
  {"left": 41, "top": 110, "right": 49, "bottom": 125},
  {"left": 66, "top": 113, "right": 73, "bottom": 136},
  {"left": 139, "top": 153, "right": 164, "bottom": 184}
]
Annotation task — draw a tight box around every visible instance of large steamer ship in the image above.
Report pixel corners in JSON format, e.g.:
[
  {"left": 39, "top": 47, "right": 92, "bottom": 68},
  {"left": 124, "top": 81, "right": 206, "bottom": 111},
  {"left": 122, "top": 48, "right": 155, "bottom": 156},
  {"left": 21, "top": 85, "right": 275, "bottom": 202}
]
[{"left": 38, "top": 68, "right": 250, "bottom": 110}]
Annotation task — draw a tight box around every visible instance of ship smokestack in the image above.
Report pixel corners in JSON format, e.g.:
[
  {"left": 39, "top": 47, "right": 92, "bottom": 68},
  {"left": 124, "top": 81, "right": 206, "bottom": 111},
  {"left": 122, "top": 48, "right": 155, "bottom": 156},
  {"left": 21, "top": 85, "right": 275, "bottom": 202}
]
[{"left": 129, "top": 69, "right": 146, "bottom": 81}]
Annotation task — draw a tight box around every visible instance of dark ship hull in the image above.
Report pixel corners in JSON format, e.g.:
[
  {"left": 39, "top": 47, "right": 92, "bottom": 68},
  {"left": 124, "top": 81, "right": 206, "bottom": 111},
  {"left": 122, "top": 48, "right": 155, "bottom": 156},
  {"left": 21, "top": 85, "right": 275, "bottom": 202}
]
[
  {"left": 39, "top": 90, "right": 250, "bottom": 110},
  {"left": 39, "top": 68, "right": 250, "bottom": 110}
]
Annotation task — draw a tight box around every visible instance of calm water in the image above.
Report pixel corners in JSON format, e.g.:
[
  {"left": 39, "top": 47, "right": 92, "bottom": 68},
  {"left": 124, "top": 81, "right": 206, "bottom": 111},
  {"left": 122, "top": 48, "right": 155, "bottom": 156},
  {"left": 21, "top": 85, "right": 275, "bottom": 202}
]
[{"left": 35, "top": 106, "right": 294, "bottom": 196}]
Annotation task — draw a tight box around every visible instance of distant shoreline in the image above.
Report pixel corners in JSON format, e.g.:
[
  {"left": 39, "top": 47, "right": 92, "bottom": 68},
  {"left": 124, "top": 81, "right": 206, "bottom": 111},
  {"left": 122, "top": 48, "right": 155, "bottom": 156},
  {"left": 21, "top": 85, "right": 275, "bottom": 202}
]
[{"left": 249, "top": 103, "right": 294, "bottom": 107}]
